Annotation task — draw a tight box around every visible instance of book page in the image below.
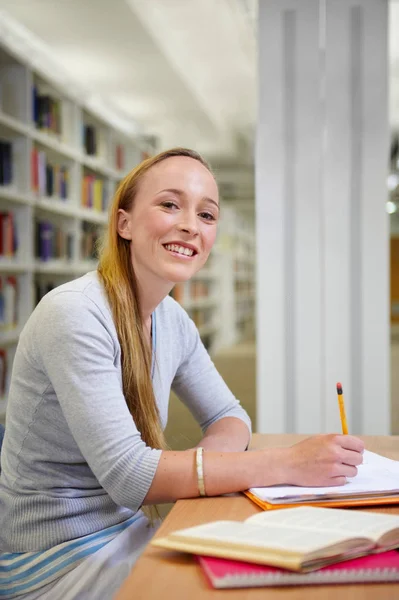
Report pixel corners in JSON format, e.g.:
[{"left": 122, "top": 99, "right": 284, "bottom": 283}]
[
  {"left": 249, "top": 451, "right": 399, "bottom": 502},
  {"left": 170, "top": 519, "right": 371, "bottom": 556},
  {"left": 246, "top": 506, "right": 399, "bottom": 543}
]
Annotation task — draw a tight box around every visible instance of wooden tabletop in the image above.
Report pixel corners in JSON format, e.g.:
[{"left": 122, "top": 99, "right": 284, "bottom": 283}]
[{"left": 114, "top": 434, "right": 399, "bottom": 600}]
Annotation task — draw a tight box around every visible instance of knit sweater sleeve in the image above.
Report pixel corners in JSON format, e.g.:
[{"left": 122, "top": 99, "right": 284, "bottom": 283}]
[
  {"left": 35, "top": 290, "right": 162, "bottom": 511},
  {"left": 171, "top": 305, "right": 252, "bottom": 436}
]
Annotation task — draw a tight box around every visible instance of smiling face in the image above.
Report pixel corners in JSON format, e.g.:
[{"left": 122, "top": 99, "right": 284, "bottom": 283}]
[{"left": 117, "top": 156, "right": 219, "bottom": 292}]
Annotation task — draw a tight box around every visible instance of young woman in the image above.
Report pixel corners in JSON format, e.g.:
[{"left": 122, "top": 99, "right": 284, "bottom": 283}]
[{"left": 0, "top": 148, "right": 364, "bottom": 599}]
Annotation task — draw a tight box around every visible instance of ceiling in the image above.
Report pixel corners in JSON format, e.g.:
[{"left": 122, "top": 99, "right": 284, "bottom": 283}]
[
  {"left": 0, "top": 0, "right": 398, "bottom": 206},
  {"left": 0, "top": 0, "right": 257, "bottom": 169}
]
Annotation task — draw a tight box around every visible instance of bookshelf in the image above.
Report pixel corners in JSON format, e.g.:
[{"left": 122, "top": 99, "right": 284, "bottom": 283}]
[
  {"left": 0, "top": 37, "right": 156, "bottom": 419},
  {"left": 0, "top": 31, "right": 256, "bottom": 420}
]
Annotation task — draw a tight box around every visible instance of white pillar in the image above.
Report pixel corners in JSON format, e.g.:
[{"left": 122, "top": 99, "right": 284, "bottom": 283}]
[{"left": 256, "top": 0, "right": 390, "bottom": 434}]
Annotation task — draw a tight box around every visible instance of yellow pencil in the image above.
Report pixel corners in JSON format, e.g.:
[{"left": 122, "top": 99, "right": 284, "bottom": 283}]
[{"left": 336, "top": 382, "right": 348, "bottom": 434}]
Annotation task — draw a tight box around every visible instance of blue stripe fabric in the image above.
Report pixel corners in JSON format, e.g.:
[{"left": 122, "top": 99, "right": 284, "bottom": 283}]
[{"left": 0, "top": 514, "right": 139, "bottom": 598}]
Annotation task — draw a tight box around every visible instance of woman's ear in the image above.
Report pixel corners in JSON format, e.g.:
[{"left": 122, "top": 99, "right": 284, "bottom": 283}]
[{"left": 117, "top": 209, "right": 133, "bottom": 240}]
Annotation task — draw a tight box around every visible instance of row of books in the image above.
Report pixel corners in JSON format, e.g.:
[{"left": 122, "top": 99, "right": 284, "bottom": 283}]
[
  {"left": 0, "top": 141, "right": 12, "bottom": 186},
  {"left": 83, "top": 124, "right": 98, "bottom": 156},
  {"left": 0, "top": 276, "right": 17, "bottom": 330},
  {"left": 31, "top": 149, "right": 69, "bottom": 199},
  {"left": 35, "top": 221, "right": 73, "bottom": 262},
  {"left": 0, "top": 212, "right": 18, "bottom": 257},
  {"left": 81, "top": 175, "right": 108, "bottom": 212},
  {"left": 32, "top": 86, "right": 61, "bottom": 135}
]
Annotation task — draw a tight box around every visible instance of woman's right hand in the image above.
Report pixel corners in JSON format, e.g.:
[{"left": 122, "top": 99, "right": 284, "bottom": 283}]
[{"left": 268, "top": 434, "right": 365, "bottom": 487}]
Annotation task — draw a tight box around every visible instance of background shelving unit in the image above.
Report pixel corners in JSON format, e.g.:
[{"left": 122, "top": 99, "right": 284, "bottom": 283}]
[
  {"left": 0, "top": 34, "right": 256, "bottom": 422},
  {"left": 0, "top": 38, "right": 156, "bottom": 419},
  {"left": 168, "top": 205, "right": 255, "bottom": 355}
]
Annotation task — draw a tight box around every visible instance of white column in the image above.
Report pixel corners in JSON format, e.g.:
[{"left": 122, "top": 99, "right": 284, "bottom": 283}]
[{"left": 256, "top": 0, "right": 390, "bottom": 434}]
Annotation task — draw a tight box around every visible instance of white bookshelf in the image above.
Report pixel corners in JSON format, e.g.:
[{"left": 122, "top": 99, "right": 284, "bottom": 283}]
[{"left": 0, "top": 36, "right": 156, "bottom": 418}]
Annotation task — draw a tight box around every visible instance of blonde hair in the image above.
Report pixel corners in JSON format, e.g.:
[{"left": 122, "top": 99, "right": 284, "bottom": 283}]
[{"left": 98, "top": 148, "right": 212, "bottom": 450}]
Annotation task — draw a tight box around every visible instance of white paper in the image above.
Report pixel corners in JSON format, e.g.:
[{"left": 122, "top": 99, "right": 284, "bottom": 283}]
[{"left": 249, "top": 450, "right": 399, "bottom": 502}]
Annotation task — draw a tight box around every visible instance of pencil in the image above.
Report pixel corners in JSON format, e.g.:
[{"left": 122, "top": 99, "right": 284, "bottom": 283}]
[{"left": 336, "top": 382, "right": 348, "bottom": 434}]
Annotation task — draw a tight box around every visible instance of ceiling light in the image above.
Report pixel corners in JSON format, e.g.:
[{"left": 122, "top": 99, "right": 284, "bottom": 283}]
[
  {"left": 386, "top": 201, "right": 397, "bottom": 214},
  {"left": 387, "top": 174, "right": 399, "bottom": 191}
]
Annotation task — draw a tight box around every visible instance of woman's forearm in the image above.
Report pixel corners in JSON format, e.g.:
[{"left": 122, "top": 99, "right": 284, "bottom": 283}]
[
  {"left": 142, "top": 433, "right": 365, "bottom": 505},
  {"left": 143, "top": 446, "right": 285, "bottom": 505},
  {"left": 193, "top": 417, "right": 251, "bottom": 452}
]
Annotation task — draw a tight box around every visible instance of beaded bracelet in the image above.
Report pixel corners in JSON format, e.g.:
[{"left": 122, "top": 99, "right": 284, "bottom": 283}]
[{"left": 196, "top": 446, "right": 206, "bottom": 497}]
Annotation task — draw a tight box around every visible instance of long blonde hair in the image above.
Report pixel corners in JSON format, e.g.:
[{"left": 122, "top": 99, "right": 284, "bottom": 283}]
[{"left": 98, "top": 148, "right": 212, "bottom": 450}]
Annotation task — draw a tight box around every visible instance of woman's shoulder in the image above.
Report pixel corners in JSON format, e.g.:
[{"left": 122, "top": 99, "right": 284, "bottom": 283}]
[
  {"left": 157, "top": 293, "right": 187, "bottom": 321},
  {"left": 156, "top": 293, "right": 197, "bottom": 337},
  {"left": 29, "top": 271, "right": 112, "bottom": 331}
]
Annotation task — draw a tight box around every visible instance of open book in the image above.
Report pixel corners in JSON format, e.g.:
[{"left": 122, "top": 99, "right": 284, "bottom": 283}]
[
  {"left": 246, "top": 450, "right": 399, "bottom": 510},
  {"left": 152, "top": 506, "right": 399, "bottom": 572}
]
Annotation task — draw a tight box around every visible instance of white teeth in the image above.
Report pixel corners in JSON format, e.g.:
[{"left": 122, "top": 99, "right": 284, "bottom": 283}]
[{"left": 165, "top": 244, "right": 194, "bottom": 257}]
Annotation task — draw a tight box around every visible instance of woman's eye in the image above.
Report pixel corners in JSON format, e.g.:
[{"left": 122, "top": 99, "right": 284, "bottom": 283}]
[
  {"left": 199, "top": 212, "right": 216, "bottom": 221},
  {"left": 161, "top": 201, "right": 178, "bottom": 209}
]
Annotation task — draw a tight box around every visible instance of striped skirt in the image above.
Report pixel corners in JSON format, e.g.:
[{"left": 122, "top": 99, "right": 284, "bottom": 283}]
[{"left": 1, "top": 511, "right": 159, "bottom": 599}]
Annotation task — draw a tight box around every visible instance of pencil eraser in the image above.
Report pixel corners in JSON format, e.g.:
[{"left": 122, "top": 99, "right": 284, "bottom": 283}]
[{"left": 336, "top": 382, "right": 343, "bottom": 394}]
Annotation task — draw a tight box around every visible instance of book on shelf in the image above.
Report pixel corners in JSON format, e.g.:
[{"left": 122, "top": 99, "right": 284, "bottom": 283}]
[
  {"left": 245, "top": 450, "right": 399, "bottom": 511},
  {"left": 0, "top": 140, "right": 13, "bottom": 186},
  {"left": 197, "top": 550, "right": 399, "bottom": 589},
  {"left": 83, "top": 124, "right": 97, "bottom": 156},
  {"left": 32, "top": 86, "right": 61, "bottom": 135},
  {"left": 35, "top": 221, "right": 74, "bottom": 262},
  {"left": 0, "top": 212, "right": 18, "bottom": 258},
  {"left": 152, "top": 505, "right": 399, "bottom": 573},
  {"left": 115, "top": 144, "right": 125, "bottom": 171}
]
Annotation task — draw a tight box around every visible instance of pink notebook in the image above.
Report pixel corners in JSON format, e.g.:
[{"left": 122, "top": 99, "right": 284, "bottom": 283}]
[{"left": 196, "top": 551, "right": 399, "bottom": 588}]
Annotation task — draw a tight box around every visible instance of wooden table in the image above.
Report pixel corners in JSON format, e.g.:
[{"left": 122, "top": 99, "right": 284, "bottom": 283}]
[{"left": 114, "top": 434, "right": 399, "bottom": 600}]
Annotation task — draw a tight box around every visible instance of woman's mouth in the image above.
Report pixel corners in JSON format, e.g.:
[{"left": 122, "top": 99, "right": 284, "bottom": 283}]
[{"left": 163, "top": 243, "right": 197, "bottom": 258}]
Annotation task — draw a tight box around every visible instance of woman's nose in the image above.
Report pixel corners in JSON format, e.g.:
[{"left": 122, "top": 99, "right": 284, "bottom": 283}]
[{"left": 177, "top": 213, "right": 199, "bottom": 235}]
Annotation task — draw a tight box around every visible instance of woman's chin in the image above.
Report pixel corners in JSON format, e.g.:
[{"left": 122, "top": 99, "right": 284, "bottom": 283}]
[{"left": 163, "top": 265, "right": 198, "bottom": 284}]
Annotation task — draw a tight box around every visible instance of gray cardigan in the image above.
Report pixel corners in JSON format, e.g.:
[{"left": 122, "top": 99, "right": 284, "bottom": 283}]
[{"left": 0, "top": 271, "right": 251, "bottom": 552}]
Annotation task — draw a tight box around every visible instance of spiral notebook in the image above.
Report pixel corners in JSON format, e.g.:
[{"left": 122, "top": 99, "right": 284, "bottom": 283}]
[{"left": 197, "top": 550, "right": 399, "bottom": 589}]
